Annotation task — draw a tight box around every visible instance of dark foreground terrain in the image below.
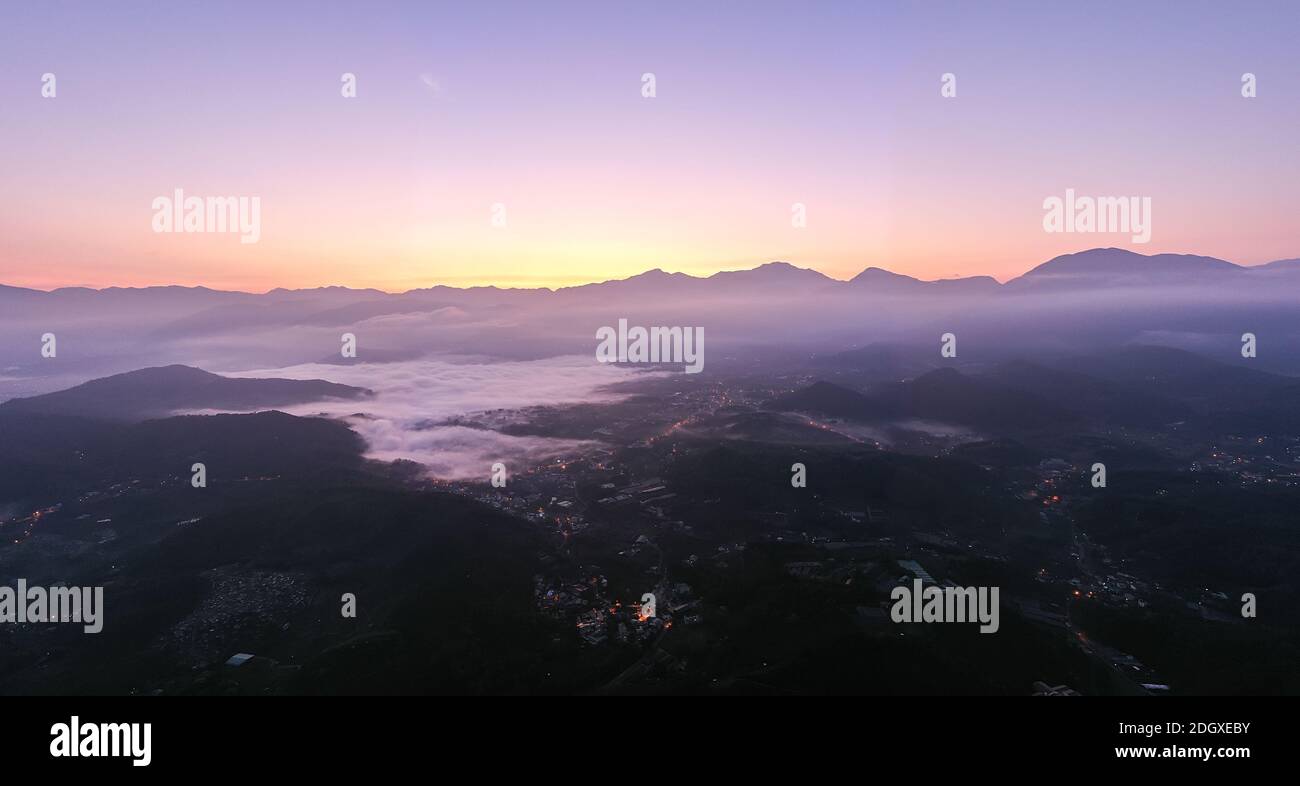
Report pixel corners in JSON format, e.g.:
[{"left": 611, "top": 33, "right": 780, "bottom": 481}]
[{"left": 2, "top": 347, "right": 1298, "bottom": 695}]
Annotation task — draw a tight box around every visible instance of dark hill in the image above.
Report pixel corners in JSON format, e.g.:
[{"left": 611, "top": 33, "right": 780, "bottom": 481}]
[
  {"left": 769, "top": 370, "right": 1072, "bottom": 431},
  {"left": 0, "top": 365, "right": 372, "bottom": 421}
]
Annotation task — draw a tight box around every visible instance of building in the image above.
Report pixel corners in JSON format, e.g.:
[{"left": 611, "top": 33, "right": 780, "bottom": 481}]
[{"left": 1032, "top": 681, "right": 1081, "bottom": 696}]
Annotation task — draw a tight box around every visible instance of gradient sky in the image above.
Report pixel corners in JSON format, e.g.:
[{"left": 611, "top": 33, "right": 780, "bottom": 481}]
[{"left": 1, "top": 0, "right": 1297, "bottom": 291}]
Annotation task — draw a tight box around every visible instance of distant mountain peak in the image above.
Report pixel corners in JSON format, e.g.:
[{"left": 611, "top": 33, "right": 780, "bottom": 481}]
[
  {"left": 708, "top": 261, "right": 834, "bottom": 284},
  {"left": 751, "top": 260, "right": 817, "bottom": 274},
  {"left": 1019, "top": 248, "right": 1240, "bottom": 276},
  {"left": 848, "top": 266, "right": 999, "bottom": 294},
  {"left": 1002, "top": 248, "right": 1248, "bottom": 292},
  {"left": 851, "top": 266, "right": 917, "bottom": 284}
]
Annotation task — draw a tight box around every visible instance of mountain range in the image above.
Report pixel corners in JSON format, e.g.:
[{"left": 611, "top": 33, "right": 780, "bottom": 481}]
[
  {"left": 5, "top": 247, "right": 1300, "bottom": 399},
  {"left": 4, "top": 248, "right": 1298, "bottom": 306}
]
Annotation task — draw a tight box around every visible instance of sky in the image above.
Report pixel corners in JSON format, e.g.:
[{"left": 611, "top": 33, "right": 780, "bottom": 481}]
[{"left": 1, "top": 0, "right": 1297, "bottom": 292}]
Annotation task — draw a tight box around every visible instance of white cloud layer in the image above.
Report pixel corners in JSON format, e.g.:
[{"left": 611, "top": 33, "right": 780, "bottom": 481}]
[{"left": 227, "top": 355, "right": 651, "bottom": 480}]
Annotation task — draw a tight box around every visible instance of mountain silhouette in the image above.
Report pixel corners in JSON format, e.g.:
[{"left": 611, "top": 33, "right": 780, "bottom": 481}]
[{"left": 0, "top": 365, "right": 373, "bottom": 421}]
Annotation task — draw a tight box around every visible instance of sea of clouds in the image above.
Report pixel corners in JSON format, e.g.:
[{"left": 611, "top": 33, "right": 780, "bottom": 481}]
[{"left": 226, "top": 355, "right": 654, "bottom": 481}]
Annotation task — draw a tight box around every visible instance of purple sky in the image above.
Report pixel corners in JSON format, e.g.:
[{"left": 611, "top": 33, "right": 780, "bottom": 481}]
[{"left": 1, "top": 0, "right": 1297, "bottom": 291}]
